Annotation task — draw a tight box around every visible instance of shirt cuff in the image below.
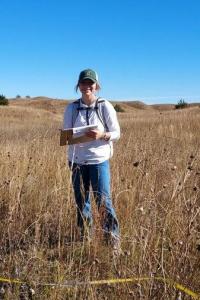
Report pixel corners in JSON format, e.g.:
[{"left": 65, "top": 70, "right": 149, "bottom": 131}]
[{"left": 109, "top": 131, "right": 120, "bottom": 141}]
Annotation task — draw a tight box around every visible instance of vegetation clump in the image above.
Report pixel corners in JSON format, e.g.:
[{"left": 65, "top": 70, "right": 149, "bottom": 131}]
[
  {"left": 175, "top": 98, "right": 188, "bottom": 109},
  {"left": 114, "top": 104, "right": 125, "bottom": 112},
  {"left": 0, "top": 94, "right": 8, "bottom": 105}
]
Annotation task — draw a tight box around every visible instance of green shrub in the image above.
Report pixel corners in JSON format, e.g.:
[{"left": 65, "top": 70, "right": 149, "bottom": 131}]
[
  {"left": 175, "top": 99, "right": 188, "bottom": 109},
  {"left": 114, "top": 104, "right": 125, "bottom": 112},
  {"left": 16, "top": 95, "right": 21, "bottom": 98},
  {"left": 0, "top": 94, "right": 8, "bottom": 106}
]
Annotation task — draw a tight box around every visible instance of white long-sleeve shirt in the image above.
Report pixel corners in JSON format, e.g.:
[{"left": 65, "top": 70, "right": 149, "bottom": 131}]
[{"left": 63, "top": 98, "right": 120, "bottom": 165}]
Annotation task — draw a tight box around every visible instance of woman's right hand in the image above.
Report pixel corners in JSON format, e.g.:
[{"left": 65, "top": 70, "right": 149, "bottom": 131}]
[{"left": 86, "top": 129, "right": 104, "bottom": 140}]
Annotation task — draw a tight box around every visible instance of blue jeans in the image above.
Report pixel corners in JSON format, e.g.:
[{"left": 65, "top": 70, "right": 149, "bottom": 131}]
[{"left": 69, "top": 160, "right": 119, "bottom": 238}]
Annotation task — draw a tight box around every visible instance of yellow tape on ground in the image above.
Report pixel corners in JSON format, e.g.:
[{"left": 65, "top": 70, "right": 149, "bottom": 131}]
[
  {"left": 90, "top": 277, "right": 200, "bottom": 299},
  {"left": 0, "top": 276, "right": 199, "bottom": 299},
  {"left": 0, "top": 277, "right": 23, "bottom": 284}
]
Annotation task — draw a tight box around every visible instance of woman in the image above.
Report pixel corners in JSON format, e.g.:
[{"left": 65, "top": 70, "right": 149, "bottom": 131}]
[{"left": 63, "top": 69, "right": 121, "bottom": 253}]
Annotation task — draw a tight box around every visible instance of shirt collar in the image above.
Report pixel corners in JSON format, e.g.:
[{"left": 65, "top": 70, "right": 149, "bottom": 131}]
[{"left": 80, "top": 98, "right": 97, "bottom": 108}]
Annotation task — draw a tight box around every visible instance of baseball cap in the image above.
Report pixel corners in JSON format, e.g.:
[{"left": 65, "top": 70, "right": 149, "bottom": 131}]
[{"left": 78, "top": 69, "right": 99, "bottom": 83}]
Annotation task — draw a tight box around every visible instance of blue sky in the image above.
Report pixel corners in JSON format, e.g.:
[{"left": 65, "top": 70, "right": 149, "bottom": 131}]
[{"left": 1, "top": 0, "right": 200, "bottom": 104}]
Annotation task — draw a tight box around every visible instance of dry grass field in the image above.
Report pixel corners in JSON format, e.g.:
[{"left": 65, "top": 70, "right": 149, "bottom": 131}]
[{"left": 0, "top": 99, "right": 200, "bottom": 299}]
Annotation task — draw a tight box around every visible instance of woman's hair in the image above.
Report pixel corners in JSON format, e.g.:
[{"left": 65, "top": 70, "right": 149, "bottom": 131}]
[{"left": 75, "top": 82, "right": 101, "bottom": 92}]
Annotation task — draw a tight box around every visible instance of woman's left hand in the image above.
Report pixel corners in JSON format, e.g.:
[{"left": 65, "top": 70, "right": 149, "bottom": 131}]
[{"left": 86, "top": 129, "right": 103, "bottom": 140}]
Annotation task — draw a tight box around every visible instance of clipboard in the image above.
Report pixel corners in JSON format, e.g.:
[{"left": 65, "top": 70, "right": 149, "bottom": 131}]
[
  {"left": 60, "top": 125, "right": 98, "bottom": 146},
  {"left": 60, "top": 129, "right": 72, "bottom": 146}
]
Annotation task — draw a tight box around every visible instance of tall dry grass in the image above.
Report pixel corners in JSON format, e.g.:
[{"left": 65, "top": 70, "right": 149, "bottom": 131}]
[{"left": 0, "top": 103, "right": 200, "bottom": 299}]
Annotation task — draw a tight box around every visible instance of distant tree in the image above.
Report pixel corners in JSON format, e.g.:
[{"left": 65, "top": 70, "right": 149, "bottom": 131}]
[
  {"left": 175, "top": 99, "right": 188, "bottom": 109},
  {"left": 16, "top": 95, "right": 21, "bottom": 98},
  {"left": 114, "top": 104, "right": 125, "bottom": 112},
  {"left": 26, "top": 95, "right": 31, "bottom": 99},
  {"left": 0, "top": 94, "right": 8, "bottom": 105}
]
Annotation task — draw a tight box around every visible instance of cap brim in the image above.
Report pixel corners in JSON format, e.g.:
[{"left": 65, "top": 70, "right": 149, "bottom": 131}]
[{"left": 80, "top": 77, "right": 97, "bottom": 83}]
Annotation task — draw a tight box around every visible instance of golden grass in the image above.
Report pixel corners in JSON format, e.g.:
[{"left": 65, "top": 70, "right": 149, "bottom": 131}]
[{"left": 0, "top": 101, "right": 200, "bottom": 299}]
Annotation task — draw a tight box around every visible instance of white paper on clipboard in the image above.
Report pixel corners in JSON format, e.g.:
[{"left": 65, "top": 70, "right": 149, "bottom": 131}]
[
  {"left": 60, "top": 124, "right": 98, "bottom": 146},
  {"left": 72, "top": 124, "right": 98, "bottom": 137}
]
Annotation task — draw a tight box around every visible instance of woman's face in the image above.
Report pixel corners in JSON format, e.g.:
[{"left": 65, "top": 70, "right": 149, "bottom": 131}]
[{"left": 79, "top": 79, "right": 97, "bottom": 96}]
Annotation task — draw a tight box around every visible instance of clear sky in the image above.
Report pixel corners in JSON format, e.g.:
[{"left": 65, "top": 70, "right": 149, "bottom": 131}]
[{"left": 1, "top": 0, "right": 200, "bottom": 104}]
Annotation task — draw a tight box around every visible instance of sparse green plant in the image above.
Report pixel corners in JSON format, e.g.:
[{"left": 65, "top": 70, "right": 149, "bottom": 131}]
[
  {"left": 175, "top": 98, "right": 188, "bottom": 109},
  {"left": 0, "top": 94, "right": 8, "bottom": 105},
  {"left": 114, "top": 104, "right": 125, "bottom": 112}
]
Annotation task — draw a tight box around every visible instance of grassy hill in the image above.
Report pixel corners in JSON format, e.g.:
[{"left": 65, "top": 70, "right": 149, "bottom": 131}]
[
  {"left": 9, "top": 97, "right": 69, "bottom": 114},
  {"left": 9, "top": 97, "right": 200, "bottom": 114},
  {"left": 1, "top": 98, "right": 200, "bottom": 298}
]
